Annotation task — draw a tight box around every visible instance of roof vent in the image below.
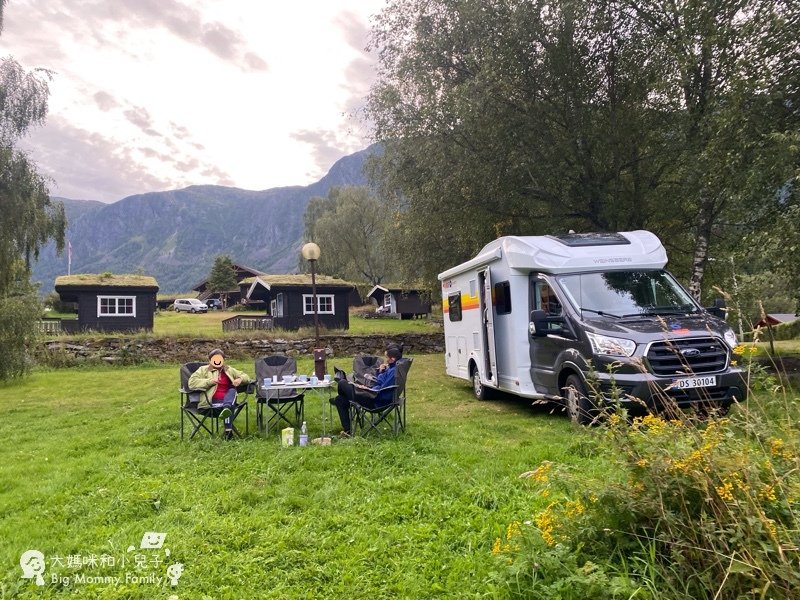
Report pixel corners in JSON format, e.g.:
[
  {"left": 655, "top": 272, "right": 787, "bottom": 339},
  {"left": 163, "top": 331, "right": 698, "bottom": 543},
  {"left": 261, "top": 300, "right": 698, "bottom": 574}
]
[{"left": 547, "top": 232, "right": 631, "bottom": 247}]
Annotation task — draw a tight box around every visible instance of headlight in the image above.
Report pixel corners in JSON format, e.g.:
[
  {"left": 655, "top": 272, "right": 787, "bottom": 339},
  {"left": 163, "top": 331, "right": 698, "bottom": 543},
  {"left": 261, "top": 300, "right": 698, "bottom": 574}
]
[
  {"left": 723, "top": 328, "right": 738, "bottom": 349},
  {"left": 586, "top": 332, "right": 636, "bottom": 357}
]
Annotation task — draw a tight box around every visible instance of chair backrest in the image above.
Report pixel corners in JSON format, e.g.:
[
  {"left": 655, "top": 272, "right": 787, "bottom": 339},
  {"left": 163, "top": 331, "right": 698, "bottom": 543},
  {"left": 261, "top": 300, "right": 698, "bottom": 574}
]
[
  {"left": 255, "top": 355, "right": 299, "bottom": 399},
  {"left": 392, "top": 357, "right": 413, "bottom": 405},
  {"left": 352, "top": 354, "right": 383, "bottom": 384},
  {"left": 180, "top": 361, "right": 207, "bottom": 406}
]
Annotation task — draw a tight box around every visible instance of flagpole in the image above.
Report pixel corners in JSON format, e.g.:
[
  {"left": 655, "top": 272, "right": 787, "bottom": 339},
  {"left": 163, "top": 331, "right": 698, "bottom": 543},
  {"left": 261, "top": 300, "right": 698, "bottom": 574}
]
[{"left": 67, "top": 240, "right": 72, "bottom": 275}]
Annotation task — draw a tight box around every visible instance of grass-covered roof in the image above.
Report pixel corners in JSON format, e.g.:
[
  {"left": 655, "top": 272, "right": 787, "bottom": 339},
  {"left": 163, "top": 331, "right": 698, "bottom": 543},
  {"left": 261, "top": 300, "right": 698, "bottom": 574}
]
[
  {"left": 55, "top": 273, "right": 159, "bottom": 288},
  {"left": 240, "top": 274, "right": 352, "bottom": 287}
]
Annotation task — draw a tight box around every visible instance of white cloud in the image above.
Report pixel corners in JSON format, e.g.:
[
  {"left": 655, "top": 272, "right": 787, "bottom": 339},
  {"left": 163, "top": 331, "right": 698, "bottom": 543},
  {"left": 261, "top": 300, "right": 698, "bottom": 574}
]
[{"left": 2, "top": 0, "right": 383, "bottom": 201}]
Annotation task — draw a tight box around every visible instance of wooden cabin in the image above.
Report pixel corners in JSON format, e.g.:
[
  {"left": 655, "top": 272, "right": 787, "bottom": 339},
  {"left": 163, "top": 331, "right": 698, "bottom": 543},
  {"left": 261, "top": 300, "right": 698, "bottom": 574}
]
[
  {"left": 54, "top": 274, "right": 159, "bottom": 333},
  {"left": 366, "top": 284, "right": 431, "bottom": 319},
  {"left": 241, "top": 274, "right": 353, "bottom": 330}
]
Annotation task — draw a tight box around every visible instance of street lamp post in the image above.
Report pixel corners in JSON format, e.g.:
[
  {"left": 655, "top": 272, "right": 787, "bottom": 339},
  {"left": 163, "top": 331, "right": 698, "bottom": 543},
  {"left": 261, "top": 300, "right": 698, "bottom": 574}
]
[{"left": 301, "top": 242, "right": 326, "bottom": 379}]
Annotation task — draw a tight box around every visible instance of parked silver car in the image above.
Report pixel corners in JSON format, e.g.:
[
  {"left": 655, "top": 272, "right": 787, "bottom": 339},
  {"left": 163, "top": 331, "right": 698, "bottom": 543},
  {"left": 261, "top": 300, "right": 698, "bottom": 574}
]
[{"left": 173, "top": 298, "right": 208, "bottom": 313}]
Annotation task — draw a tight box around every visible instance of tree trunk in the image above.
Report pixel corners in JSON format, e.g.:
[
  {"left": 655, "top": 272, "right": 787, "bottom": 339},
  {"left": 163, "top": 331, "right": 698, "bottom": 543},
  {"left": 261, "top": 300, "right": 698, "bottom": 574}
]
[{"left": 688, "top": 212, "right": 713, "bottom": 301}]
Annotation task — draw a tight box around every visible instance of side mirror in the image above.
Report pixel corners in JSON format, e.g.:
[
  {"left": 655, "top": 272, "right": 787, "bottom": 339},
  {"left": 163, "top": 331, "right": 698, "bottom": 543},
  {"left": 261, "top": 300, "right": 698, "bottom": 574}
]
[
  {"left": 706, "top": 298, "right": 727, "bottom": 320},
  {"left": 530, "top": 309, "right": 565, "bottom": 337}
]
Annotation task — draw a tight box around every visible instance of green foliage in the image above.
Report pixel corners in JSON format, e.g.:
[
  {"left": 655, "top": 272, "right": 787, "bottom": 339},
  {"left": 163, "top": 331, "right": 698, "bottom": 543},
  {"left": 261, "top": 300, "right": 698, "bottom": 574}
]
[
  {"left": 366, "top": 0, "right": 799, "bottom": 298},
  {"left": 206, "top": 254, "right": 237, "bottom": 294},
  {"left": 494, "top": 355, "right": 800, "bottom": 598},
  {"left": 0, "top": 280, "right": 41, "bottom": 379},
  {"left": 301, "top": 186, "right": 397, "bottom": 285}
]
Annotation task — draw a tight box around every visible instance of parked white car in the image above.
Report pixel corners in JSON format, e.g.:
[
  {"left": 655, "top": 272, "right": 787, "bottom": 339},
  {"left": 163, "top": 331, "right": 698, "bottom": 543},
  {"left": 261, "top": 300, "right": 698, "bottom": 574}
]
[{"left": 173, "top": 298, "right": 208, "bottom": 313}]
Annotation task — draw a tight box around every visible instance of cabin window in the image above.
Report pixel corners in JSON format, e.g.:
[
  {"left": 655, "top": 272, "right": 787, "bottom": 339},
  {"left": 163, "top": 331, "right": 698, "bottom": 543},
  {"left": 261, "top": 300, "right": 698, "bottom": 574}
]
[
  {"left": 270, "top": 299, "right": 277, "bottom": 316},
  {"left": 494, "top": 281, "right": 512, "bottom": 314},
  {"left": 97, "top": 296, "right": 136, "bottom": 317},
  {"left": 303, "top": 294, "right": 335, "bottom": 315},
  {"left": 275, "top": 293, "right": 284, "bottom": 317},
  {"left": 383, "top": 293, "right": 392, "bottom": 308},
  {"left": 448, "top": 293, "right": 462, "bottom": 322},
  {"left": 469, "top": 279, "right": 477, "bottom": 298}
]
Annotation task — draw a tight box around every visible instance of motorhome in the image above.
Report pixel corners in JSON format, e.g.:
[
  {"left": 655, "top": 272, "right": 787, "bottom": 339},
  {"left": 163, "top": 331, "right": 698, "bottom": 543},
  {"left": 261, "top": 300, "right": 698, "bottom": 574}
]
[{"left": 437, "top": 231, "right": 746, "bottom": 423}]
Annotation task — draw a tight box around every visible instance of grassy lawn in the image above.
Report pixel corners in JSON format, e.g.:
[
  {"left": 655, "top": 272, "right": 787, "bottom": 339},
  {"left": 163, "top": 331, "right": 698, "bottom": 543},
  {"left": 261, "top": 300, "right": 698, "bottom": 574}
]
[
  {"left": 46, "top": 310, "right": 441, "bottom": 338},
  {"left": 0, "top": 354, "right": 604, "bottom": 599}
]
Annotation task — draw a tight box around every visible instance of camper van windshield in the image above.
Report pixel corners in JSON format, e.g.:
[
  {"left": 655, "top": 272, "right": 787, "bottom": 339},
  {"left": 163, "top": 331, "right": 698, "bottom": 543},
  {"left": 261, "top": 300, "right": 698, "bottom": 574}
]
[{"left": 556, "top": 270, "right": 698, "bottom": 318}]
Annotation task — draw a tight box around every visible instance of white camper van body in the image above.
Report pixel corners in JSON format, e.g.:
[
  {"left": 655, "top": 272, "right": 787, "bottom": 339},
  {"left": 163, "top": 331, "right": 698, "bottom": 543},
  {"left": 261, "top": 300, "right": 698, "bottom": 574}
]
[{"left": 438, "top": 231, "right": 744, "bottom": 417}]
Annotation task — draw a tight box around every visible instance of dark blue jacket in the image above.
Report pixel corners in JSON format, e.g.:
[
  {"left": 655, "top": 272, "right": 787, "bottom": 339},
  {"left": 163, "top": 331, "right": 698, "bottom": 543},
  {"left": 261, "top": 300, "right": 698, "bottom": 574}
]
[{"left": 370, "top": 362, "right": 397, "bottom": 404}]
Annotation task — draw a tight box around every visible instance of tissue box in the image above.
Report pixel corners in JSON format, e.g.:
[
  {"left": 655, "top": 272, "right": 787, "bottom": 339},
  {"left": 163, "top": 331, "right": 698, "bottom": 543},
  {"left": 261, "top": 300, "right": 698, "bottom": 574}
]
[{"left": 281, "top": 427, "right": 295, "bottom": 447}]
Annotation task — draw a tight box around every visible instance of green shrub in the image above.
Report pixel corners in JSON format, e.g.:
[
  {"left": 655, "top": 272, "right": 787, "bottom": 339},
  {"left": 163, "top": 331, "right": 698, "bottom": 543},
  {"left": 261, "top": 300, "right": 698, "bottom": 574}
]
[
  {"left": 494, "top": 350, "right": 800, "bottom": 599},
  {"left": 0, "top": 286, "right": 41, "bottom": 380}
]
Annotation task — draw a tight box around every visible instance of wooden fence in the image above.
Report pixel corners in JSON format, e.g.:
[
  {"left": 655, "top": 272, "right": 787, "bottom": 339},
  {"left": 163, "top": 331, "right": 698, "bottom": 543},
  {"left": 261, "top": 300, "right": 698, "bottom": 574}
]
[{"left": 222, "top": 315, "right": 274, "bottom": 332}]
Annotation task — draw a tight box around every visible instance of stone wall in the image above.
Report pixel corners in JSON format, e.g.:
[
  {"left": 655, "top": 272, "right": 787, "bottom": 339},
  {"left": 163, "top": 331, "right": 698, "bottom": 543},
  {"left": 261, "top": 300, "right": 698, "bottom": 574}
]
[{"left": 38, "top": 333, "right": 444, "bottom": 366}]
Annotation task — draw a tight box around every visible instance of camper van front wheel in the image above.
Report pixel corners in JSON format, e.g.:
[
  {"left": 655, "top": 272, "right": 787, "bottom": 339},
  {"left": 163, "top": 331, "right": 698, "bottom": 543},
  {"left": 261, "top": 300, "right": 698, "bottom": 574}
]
[
  {"left": 564, "top": 374, "right": 595, "bottom": 425},
  {"left": 472, "top": 368, "right": 491, "bottom": 400}
]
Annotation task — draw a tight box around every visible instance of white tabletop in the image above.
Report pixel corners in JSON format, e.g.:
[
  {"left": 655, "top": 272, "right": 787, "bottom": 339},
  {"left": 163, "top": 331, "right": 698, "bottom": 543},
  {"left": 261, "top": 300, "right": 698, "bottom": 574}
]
[{"left": 260, "top": 380, "right": 333, "bottom": 391}]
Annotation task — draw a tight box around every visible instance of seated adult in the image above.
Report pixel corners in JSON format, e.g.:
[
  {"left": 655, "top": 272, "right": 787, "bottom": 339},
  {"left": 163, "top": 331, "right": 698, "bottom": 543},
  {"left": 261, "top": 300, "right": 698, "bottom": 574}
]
[
  {"left": 188, "top": 348, "right": 252, "bottom": 438},
  {"left": 331, "top": 345, "right": 402, "bottom": 437}
]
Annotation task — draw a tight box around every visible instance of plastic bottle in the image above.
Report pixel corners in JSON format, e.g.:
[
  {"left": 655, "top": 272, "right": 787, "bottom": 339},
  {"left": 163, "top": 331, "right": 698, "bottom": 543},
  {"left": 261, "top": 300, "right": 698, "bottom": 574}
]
[{"left": 299, "top": 421, "right": 308, "bottom": 447}]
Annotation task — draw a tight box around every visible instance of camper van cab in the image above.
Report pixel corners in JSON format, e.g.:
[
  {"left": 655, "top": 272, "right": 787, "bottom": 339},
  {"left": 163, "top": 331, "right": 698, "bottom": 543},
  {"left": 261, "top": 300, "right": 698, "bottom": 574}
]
[{"left": 438, "top": 231, "right": 745, "bottom": 423}]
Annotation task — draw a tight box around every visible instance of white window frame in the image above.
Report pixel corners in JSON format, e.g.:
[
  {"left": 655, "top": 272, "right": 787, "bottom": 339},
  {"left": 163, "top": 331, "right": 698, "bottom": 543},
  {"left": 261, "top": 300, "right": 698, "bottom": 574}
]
[
  {"left": 97, "top": 295, "right": 136, "bottom": 317},
  {"left": 270, "top": 299, "right": 277, "bottom": 317},
  {"left": 302, "top": 294, "right": 335, "bottom": 315},
  {"left": 383, "top": 293, "right": 392, "bottom": 308}
]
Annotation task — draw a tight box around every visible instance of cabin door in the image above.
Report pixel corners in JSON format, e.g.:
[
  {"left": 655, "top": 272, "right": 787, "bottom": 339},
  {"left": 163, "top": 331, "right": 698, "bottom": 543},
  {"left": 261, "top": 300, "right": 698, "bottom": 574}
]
[{"left": 478, "top": 268, "right": 498, "bottom": 387}]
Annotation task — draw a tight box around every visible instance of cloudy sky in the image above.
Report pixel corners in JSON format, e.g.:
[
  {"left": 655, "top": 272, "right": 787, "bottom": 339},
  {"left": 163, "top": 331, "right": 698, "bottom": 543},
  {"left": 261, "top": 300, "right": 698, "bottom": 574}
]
[{"left": 1, "top": 0, "right": 385, "bottom": 202}]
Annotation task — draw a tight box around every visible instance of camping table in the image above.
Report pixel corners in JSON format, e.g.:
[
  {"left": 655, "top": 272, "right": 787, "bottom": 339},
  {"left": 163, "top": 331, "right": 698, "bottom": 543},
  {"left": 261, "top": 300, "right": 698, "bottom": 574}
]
[{"left": 258, "top": 379, "right": 334, "bottom": 437}]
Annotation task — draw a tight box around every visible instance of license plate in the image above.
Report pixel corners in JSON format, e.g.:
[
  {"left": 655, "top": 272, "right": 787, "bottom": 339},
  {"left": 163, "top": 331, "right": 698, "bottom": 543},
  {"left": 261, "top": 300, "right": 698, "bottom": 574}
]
[{"left": 672, "top": 375, "right": 717, "bottom": 389}]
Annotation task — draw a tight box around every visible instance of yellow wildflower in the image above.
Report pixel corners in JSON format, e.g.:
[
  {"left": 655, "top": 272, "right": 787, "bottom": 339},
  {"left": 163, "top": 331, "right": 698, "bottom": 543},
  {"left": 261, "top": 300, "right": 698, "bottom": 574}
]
[{"left": 716, "top": 480, "right": 735, "bottom": 502}]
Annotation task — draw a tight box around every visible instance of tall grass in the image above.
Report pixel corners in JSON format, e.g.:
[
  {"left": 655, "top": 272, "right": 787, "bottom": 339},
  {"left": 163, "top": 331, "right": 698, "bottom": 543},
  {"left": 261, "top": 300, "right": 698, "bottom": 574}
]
[{"left": 493, "top": 346, "right": 800, "bottom": 599}]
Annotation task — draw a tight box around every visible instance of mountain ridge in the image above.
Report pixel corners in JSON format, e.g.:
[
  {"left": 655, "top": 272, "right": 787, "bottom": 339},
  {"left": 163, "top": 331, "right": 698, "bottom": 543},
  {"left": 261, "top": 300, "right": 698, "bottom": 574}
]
[{"left": 32, "top": 145, "right": 378, "bottom": 294}]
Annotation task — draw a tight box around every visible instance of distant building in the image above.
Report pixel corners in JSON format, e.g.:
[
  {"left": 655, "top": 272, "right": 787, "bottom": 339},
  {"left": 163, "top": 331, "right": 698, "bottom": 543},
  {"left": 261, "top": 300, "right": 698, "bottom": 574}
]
[
  {"left": 754, "top": 313, "right": 799, "bottom": 328},
  {"left": 191, "top": 263, "right": 266, "bottom": 307},
  {"left": 54, "top": 273, "right": 159, "bottom": 333},
  {"left": 241, "top": 274, "right": 354, "bottom": 330},
  {"left": 367, "top": 284, "right": 432, "bottom": 319}
]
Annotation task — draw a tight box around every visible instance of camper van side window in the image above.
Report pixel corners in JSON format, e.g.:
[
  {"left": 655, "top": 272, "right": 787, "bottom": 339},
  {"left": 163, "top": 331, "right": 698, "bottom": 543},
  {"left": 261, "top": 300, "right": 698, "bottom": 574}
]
[
  {"left": 535, "top": 282, "right": 562, "bottom": 316},
  {"left": 494, "top": 281, "right": 512, "bottom": 314},
  {"left": 448, "top": 293, "right": 463, "bottom": 322}
]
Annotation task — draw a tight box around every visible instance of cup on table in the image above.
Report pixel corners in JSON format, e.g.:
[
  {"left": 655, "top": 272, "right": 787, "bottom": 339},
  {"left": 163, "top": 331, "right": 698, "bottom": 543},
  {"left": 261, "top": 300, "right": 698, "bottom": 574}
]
[
  {"left": 310, "top": 375, "right": 318, "bottom": 385},
  {"left": 263, "top": 378, "right": 270, "bottom": 388},
  {"left": 272, "top": 375, "right": 279, "bottom": 384},
  {"left": 298, "top": 375, "right": 308, "bottom": 383},
  {"left": 323, "top": 374, "right": 331, "bottom": 383}
]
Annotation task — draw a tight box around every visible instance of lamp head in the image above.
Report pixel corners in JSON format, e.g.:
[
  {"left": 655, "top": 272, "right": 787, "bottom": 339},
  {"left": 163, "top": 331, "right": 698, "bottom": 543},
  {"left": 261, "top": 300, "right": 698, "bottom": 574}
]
[{"left": 301, "top": 242, "right": 321, "bottom": 261}]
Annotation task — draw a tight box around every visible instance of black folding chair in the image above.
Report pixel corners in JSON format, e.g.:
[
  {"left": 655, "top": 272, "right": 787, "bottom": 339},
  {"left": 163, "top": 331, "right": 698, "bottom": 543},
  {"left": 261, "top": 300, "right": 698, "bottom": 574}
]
[
  {"left": 351, "top": 357, "right": 413, "bottom": 437},
  {"left": 254, "top": 355, "right": 305, "bottom": 435},
  {"left": 179, "top": 361, "right": 251, "bottom": 439},
  {"left": 352, "top": 354, "right": 384, "bottom": 386}
]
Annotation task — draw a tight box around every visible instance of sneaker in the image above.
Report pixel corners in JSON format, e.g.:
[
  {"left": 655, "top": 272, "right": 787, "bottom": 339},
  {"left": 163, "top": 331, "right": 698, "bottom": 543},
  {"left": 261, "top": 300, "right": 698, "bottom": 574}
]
[
  {"left": 339, "top": 430, "right": 352, "bottom": 439},
  {"left": 223, "top": 430, "right": 234, "bottom": 440}
]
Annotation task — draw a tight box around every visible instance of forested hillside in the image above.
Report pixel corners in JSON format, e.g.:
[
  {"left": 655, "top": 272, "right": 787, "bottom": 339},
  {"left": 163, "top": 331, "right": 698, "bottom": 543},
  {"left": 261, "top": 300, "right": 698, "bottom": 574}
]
[{"left": 32, "top": 146, "right": 376, "bottom": 294}]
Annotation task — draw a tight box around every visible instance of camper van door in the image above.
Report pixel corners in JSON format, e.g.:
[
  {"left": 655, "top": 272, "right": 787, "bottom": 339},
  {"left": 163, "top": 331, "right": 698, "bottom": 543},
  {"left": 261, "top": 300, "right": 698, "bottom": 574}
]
[
  {"left": 479, "top": 268, "right": 498, "bottom": 386},
  {"left": 529, "top": 275, "right": 569, "bottom": 395}
]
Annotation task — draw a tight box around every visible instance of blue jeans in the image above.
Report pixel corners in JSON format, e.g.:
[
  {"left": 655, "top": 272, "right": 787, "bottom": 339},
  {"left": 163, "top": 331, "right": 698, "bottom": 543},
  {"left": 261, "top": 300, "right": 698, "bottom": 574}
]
[{"left": 212, "top": 388, "right": 237, "bottom": 430}]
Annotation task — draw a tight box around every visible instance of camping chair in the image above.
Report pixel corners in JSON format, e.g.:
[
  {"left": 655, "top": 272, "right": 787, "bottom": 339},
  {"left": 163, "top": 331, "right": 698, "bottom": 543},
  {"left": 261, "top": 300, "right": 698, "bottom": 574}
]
[
  {"left": 179, "top": 361, "right": 251, "bottom": 439},
  {"left": 350, "top": 357, "right": 413, "bottom": 437},
  {"left": 255, "top": 355, "right": 305, "bottom": 435},
  {"left": 352, "top": 354, "right": 384, "bottom": 386}
]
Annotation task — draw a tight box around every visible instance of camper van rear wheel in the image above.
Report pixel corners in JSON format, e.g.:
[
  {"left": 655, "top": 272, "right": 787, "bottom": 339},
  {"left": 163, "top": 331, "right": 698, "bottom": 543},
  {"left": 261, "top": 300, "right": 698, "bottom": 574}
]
[
  {"left": 472, "top": 368, "right": 491, "bottom": 400},
  {"left": 564, "top": 374, "right": 595, "bottom": 425}
]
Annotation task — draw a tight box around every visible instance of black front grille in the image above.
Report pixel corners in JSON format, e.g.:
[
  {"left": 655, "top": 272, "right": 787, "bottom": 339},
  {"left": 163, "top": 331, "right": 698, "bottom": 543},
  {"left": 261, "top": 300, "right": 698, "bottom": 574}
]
[{"left": 646, "top": 337, "right": 728, "bottom": 376}]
